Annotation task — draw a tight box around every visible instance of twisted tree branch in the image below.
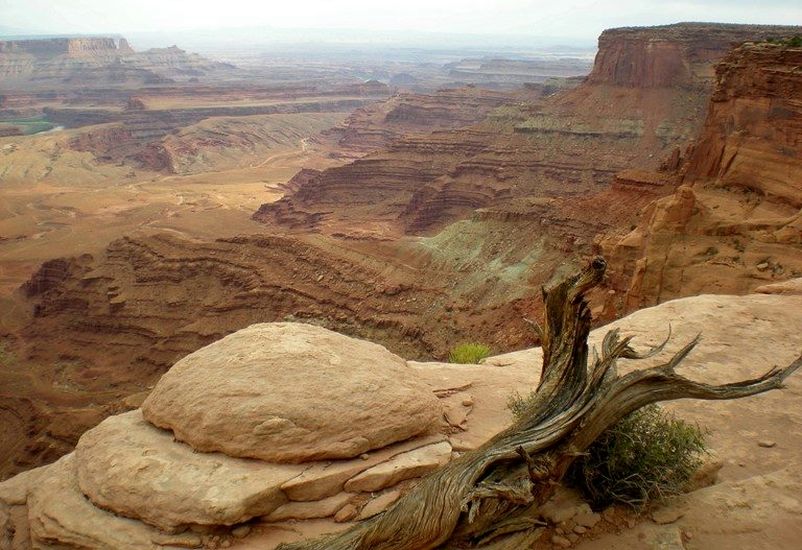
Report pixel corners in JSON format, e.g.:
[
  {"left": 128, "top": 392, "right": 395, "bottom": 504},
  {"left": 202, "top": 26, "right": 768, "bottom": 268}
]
[{"left": 278, "top": 257, "right": 800, "bottom": 550}]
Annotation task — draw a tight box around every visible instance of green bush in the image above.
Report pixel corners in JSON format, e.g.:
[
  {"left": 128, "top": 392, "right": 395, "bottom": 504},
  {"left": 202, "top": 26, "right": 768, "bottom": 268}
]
[
  {"left": 448, "top": 342, "right": 492, "bottom": 364},
  {"left": 568, "top": 405, "right": 708, "bottom": 509}
]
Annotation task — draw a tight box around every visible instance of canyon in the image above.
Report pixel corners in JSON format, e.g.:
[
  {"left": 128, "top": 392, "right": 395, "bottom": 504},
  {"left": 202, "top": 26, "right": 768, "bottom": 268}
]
[{"left": 1, "top": 21, "right": 801, "bottom": 523}]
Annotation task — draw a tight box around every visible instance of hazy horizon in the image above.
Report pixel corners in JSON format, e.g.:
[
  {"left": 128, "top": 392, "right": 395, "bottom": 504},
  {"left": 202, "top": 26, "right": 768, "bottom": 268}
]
[{"left": 2, "top": 0, "right": 801, "bottom": 48}]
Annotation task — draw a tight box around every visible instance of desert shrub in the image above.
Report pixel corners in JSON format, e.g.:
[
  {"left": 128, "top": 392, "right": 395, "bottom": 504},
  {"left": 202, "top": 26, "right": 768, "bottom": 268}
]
[
  {"left": 568, "top": 404, "right": 708, "bottom": 509},
  {"left": 448, "top": 342, "right": 492, "bottom": 364},
  {"left": 507, "top": 389, "right": 539, "bottom": 420}
]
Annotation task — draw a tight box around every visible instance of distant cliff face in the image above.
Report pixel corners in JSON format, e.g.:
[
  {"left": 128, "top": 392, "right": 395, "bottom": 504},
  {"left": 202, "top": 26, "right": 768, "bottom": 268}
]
[
  {"left": 587, "top": 23, "right": 802, "bottom": 87},
  {"left": 600, "top": 41, "right": 802, "bottom": 313},
  {"left": 0, "top": 36, "right": 237, "bottom": 88},
  {"left": 0, "top": 37, "right": 128, "bottom": 56}
]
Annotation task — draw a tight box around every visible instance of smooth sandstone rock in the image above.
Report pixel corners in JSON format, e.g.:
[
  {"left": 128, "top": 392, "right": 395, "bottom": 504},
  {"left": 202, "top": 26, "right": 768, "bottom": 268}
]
[
  {"left": 755, "top": 278, "right": 802, "bottom": 295},
  {"left": 264, "top": 492, "right": 353, "bottom": 522},
  {"left": 75, "top": 410, "right": 305, "bottom": 532},
  {"left": 410, "top": 361, "right": 533, "bottom": 452},
  {"left": 333, "top": 503, "right": 358, "bottom": 523},
  {"left": 344, "top": 441, "right": 452, "bottom": 493},
  {"left": 0, "top": 464, "right": 49, "bottom": 506},
  {"left": 280, "top": 433, "right": 446, "bottom": 502},
  {"left": 356, "top": 489, "right": 401, "bottom": 520},
  {"left": 28, "top": 454, "right": 202, "bottom": 550},
  {"left": 142, "top": 323, "right": 442, "bottom": 463}
]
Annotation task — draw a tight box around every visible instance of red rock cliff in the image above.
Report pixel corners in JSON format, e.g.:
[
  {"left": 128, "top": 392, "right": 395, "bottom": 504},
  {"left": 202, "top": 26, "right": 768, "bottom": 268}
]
[
  {"left": 600, "top": 41, "right": 802, "bottom": 314},
  {"left": 587, "top": 23, "right": 802, "bottom": 87}
]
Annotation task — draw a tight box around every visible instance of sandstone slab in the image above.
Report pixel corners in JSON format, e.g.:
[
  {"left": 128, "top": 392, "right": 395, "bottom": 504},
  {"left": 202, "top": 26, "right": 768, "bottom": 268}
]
[
  {"left": 142, "top": 323, "right": 442, "bottom": 463},
  {"left": 264, "top": 492, "right": 353, "bottom": 522},
  {"left": 344, "top": 441, "right": 452, "bottom": 493},
  {"left": 410, "top": 360, "right": 534, "bottom": 451},
  {"left": 356, "top": 489, "right": 401, "bottom": 520},
  {"left": 0, "top": 464, "right": 49, "bottom": 506},
  {"left": 755, "top": 278, "right": 802, "bottom": 295},
  {"left": 75, "top": 410, "right": 306, "bottom": 532},
  {"left": 279, "top": 435, "right": 446, "bottom": 502},
  {"left": 28, "top": 454, "right": 203, "bottom": 550}
]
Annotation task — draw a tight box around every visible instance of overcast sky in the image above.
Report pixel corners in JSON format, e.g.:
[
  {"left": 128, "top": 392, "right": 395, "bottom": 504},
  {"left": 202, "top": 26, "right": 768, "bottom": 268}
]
[{"left": 2, "top": 0, "right": 800, "bottom": 41}]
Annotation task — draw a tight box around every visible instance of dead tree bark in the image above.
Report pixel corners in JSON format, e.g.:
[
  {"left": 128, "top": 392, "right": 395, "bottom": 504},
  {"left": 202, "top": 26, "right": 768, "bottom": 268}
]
[{"left": 278, "top": 257, "right": 801, "bottom": 550}]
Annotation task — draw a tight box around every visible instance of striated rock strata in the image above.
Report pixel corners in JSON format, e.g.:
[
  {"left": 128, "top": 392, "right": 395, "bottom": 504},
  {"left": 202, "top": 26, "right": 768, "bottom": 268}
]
[
  {"left": 600, "top": 42, "right": 802, "bottom": 313},
  {"left": 255, "top": 23, "right": 799, "bottom": 237},
  {"left": 587, "top": 23, "right": 801, "bottom": 87}
]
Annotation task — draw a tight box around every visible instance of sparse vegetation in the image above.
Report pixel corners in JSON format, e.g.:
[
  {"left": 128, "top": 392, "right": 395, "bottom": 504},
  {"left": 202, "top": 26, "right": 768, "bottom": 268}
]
[
  {"left": 568, "top": 404, "right": 708, "bottom": 509},
  {"left": 507, "top": 389, "right": 538, "bottom": 420},
  {"left": 448, "top": 342, "right": 492, "bottom": 364},
  {"left": 765, "top": 35, "right": 802, "bottom": 47}
]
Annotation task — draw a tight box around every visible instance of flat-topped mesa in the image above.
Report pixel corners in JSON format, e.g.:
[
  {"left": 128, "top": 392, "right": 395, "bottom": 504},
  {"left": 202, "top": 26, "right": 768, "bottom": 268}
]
[
  {"left": 0, "top": 36, "right": 133, "bottom": 56},
  {"left": 587, "top": 22, "right": 802, "bottom": 87}
]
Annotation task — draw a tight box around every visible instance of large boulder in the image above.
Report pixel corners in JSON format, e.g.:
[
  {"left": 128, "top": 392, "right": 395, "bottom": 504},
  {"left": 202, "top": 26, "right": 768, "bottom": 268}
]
[
  {"left": 28, "top": 454, "right": 202, "bottom": 550},
  {"left": 142, "top": 323, "right": 442, "bottom": 463},
  {"left": 75, "top": 410, "right": 306, "bottom": 532}
]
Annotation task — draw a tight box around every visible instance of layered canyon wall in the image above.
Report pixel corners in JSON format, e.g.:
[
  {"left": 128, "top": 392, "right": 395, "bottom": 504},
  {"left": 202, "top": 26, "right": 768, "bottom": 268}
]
[
  {"left": 600, "top": 41, "right": 802, "bottom": 313},
  {"left": 587, "top": 23, "right": 801, "bottom": 87},
  {"left": 255, "top": 23, "right": 796, "bottom": 238}
]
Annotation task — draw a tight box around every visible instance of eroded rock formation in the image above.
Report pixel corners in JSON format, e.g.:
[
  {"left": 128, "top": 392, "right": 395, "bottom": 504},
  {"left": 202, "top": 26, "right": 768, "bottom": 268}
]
[
  {"left": 586, "top": 23, "right": 800, "bottom": 87},
  {"left": 255, "top": 23, "right": 797, "bottom": 237},
  {"left": 600, "top": 42, "right": 802, "bottom": 313}
]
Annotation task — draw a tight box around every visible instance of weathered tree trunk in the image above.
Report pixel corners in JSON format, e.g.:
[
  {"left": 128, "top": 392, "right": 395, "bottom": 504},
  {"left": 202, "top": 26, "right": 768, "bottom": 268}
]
[{"left": 279, "top": 257, "right": 801, "bottom": 550}]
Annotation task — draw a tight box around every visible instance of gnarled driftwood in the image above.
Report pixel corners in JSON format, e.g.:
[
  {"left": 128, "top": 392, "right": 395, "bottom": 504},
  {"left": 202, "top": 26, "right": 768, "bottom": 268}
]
[{"left": 279, "top": 256, "right": 801, "bottom": 550}]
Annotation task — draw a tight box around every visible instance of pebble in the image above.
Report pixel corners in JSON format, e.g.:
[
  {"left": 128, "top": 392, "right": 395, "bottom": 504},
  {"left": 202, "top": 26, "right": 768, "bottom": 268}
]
[
  {"left": 651, "top": 507, "right": 685, "bottom": 525},
  {"left": 574, "top": 511, "right": 601, "bottom": 528},
  {"left": 461, "top": 397, "right": 474, "bottom": 407},
  {"left": 552, "top": 535, "right": 572, "bottom": 548},
  {"left": 758, "top": 440, "right": 776, "bottom": 448},
  {"left": 573, "top": 525, "right": 587, "bottom": 534},
  {"left": 360, "top": 453, "right": 370, "bottom": 460},
  {"left": 231, "top": 525, "right": 251, "bottom": 539}
]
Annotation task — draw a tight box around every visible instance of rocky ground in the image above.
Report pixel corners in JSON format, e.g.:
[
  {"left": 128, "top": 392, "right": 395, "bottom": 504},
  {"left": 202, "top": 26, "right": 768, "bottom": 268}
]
[{"left": 1, "top": 282, "right": 800, "bottom": 549}]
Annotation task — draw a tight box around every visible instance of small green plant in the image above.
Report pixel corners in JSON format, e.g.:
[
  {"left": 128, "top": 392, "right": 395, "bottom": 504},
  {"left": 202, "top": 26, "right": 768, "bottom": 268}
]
[
  {"left": 448, "top": 342, "right": 492, "bottom": 364},
  {"left": 568, "top": 405, "right": 708, "bottom": 509},
  {"left": 765, "top": 35, "right": 802, "bottom": 47},
  {"left": 787, "top": 35, "right": 802, "bottom": 47}
]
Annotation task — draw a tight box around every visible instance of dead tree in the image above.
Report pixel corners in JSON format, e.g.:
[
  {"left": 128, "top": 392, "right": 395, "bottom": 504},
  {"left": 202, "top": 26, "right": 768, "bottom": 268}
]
[{"left": 279, "top": 257, "right": 801, "bottom": 550}]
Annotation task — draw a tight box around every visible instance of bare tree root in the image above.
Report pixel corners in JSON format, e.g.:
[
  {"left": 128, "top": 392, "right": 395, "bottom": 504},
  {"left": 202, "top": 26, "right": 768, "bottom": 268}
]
[{"left": 278, "top": 257, "right": 801, "bottom": 550}]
